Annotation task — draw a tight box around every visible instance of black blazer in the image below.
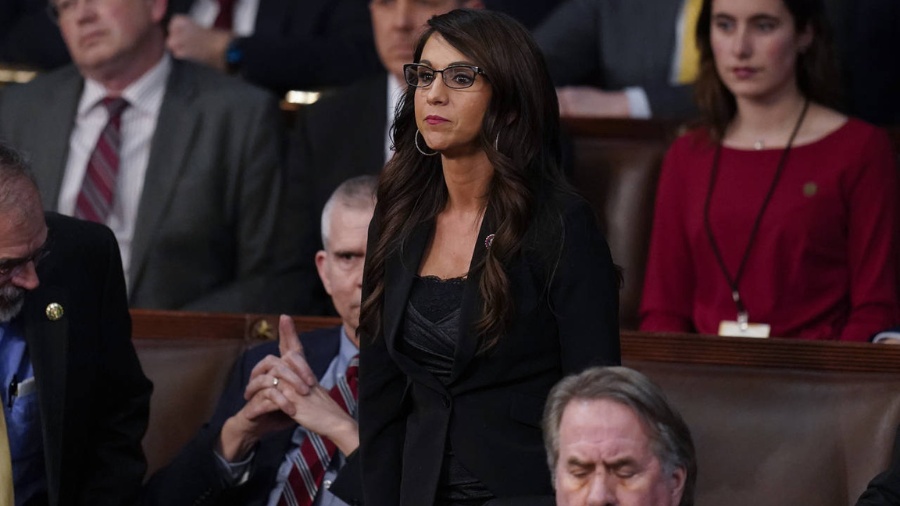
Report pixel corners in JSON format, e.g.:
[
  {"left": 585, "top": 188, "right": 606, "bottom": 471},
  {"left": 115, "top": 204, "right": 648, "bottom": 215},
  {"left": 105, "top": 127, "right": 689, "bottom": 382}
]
[
  {"left": 143, "top": 326, "right": 362, "bottom": 506},
  {"left": 359, "top": 195, "right": 621, "bottom": 504},
  {"left": 26, "top": 213, "right": 152, "bottom": 506}
]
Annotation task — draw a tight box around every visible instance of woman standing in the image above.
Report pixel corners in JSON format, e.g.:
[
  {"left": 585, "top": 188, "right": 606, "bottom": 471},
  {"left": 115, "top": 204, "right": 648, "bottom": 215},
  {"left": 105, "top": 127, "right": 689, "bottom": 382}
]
[
  {"left": 640, "top": 0, "right": 899, "bottom": 340},
  {"left": 358, "top": 9, "right": 620, "bottom": 505}
]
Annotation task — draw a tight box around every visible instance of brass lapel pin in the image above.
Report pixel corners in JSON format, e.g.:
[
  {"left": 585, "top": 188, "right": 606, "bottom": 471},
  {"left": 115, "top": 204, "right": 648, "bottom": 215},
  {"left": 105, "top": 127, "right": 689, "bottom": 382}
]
[{"left": 45, "top": 303, "right": 64, "bottom": 321}]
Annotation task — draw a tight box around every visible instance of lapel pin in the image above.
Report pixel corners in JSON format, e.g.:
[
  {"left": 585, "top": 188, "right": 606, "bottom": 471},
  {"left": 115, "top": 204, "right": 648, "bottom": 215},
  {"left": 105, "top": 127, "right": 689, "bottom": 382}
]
[
  {"left": 484, "top": 233, "right": 495, "bottom": 249},
  {"left": 45, "top": 303, "right": 64, "bottom": 321}
]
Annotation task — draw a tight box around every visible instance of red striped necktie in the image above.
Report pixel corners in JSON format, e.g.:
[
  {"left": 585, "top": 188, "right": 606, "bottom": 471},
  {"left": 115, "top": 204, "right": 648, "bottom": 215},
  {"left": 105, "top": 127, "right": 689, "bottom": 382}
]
[
  {"left": 74, "top": 97, "right": 128, "bottom": 224},
  {"left": 277, "top": 354, "right": 359, "bottom": 506},
  {"left": 213, "top": 0, "right": 235, "bottom": 30}
]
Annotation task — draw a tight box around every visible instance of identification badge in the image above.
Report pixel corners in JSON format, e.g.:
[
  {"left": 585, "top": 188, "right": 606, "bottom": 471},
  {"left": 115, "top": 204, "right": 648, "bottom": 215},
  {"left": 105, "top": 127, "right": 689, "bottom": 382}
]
[{"left": 718, "top": 320, "right": 771, "bottom": 338}]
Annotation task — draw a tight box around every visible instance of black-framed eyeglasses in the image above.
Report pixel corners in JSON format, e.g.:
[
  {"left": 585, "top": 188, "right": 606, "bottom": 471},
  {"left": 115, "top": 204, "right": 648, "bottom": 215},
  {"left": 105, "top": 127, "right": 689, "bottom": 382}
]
[
  {"left": 403, "top": 63, "right": 487, "bottom": 90},
  {"left": 0, "top": 242, "right": 50, "bottom": 283}
]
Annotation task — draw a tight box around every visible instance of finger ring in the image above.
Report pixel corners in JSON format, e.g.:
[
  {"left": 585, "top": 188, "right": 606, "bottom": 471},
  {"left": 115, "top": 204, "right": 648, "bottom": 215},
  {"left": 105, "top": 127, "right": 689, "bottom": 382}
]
[{"left": 272, "top": 377, "right": 279, "bottom": 387}]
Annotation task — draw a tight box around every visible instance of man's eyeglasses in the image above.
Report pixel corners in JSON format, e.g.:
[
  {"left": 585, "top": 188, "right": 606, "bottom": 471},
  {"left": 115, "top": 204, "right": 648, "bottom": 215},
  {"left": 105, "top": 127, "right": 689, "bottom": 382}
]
[
  {"left": 403, "top": 63, "right": 487, "bottom": 90},
  {"left": 0, "top": 244, "right": 49, "bottom": 283}
]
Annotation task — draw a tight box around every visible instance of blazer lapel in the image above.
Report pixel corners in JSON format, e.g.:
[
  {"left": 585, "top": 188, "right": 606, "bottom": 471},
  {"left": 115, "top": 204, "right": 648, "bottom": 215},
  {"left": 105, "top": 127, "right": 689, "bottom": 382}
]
[
  {"left": 23, "top": 284, "right": 68, "bottom": 506},
  {"left": 382, "top": 220, "right": 430, "bottom": 353},
  {"left": 128, "top": 60, "right": 200, "bottom": 292},
  {"left": 449, "top": 206, "right": 495, "bottom": 384}
]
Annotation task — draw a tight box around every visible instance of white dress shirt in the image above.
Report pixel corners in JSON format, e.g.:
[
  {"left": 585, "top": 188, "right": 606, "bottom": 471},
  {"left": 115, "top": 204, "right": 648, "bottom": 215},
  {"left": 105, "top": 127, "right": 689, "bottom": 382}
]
[
  {"left": 189, "top": 0, "right": 260, "bottom": 37},
  {"left": 57, "top": 54, "right": 171, "bottom": 289}
]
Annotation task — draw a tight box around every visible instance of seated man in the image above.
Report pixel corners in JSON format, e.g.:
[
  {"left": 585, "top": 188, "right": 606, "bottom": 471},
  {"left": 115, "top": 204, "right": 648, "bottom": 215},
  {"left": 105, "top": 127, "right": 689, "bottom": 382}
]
[
  {"left": 543, "top": 366, "right": 696, "bottom": 506},
  {"left": 0, "top": 0, "right": 291, "bottom": 313},
  {"left": 534, "top": 0, "right": 701, "bottom": 119},
  {"left": 144, "top": 175, "right": 376, "bottom": 506},
  {"left": 0, "top": 143, "right": 152, "bottom": 505}
]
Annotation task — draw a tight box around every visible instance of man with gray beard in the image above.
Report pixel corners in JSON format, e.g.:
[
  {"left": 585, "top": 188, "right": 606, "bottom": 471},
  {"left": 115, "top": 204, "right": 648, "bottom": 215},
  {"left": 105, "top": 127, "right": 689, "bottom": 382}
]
[{"left": 0, "top": 142, "right": 151, "bottom": 506}]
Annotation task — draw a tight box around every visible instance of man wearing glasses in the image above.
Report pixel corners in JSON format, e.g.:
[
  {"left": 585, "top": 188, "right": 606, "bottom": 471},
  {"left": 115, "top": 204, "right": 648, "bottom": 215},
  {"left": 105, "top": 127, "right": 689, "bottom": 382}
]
[
  {"left": 145, "top": 176, "right": 376, "bottom": 506},
  {"left": 0, "top": 142, "right": 152, "bottom": 506}
]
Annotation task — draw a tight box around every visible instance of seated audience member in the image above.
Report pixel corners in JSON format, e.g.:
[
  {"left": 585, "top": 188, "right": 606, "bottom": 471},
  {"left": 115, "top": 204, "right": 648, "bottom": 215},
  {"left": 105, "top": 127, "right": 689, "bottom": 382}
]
[
  {"left": 165, "top": 0, "right": 382, "bottom": 94},
  {"left": 144, "top": 175, "right": 376, "bottom": 506},
  {"left": 0, "top": 0, "right": 294, "bottom": 313},
  {"left": 0, "top": 143, "right": 152, "bottom": 505},
  {"left": 543, "top": 366, "right": 695, "bottom": 506},
  {"left": 639, "top": 0, "right": 899, "bottom": 341},
  {"left": 0, "top": 0, "right": 69, "bottom": 70},
  {"left": 856, "top": 426, "right": 900, "bottom": 506},
  {"left": 287, "top": 0, "right": 481, "bottom": 314},
  {"left": 534, "top": 0, "right": 702, "bottom": 120}
]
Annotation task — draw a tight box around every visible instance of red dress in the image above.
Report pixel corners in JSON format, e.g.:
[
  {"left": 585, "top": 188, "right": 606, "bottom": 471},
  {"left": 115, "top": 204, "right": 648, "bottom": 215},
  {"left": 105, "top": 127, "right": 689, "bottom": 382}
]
[{"left": 640, "top": 119, "right": 899, "bottom": 341}]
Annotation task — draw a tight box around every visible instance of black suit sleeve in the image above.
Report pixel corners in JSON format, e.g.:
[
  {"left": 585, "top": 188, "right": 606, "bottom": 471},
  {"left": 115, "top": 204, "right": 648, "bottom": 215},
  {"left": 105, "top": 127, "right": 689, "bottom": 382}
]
[
  {"left": 74, "top": 220, "right": 153, "bottom": 506},
  {"left": 551, "top": 199, "right": 621, "bottom": 370},
  {"left": 856, "top": 426, "right": 900, "bottom": 506}
]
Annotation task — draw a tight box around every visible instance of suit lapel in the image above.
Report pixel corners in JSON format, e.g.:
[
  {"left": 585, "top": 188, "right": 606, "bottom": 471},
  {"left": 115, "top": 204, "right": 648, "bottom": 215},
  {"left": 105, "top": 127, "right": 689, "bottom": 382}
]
[
  {"left": 23, "top": 284, "right": 68, "bottom": 506},
  {"left": 34, "top": 69, "right": 83, "bottom": 210},
  {"left": 129, "top": 60, "right": 200, "bottom": 291},
  {"left": 449, "top": 206, "right": 495, "bottom": 384}
]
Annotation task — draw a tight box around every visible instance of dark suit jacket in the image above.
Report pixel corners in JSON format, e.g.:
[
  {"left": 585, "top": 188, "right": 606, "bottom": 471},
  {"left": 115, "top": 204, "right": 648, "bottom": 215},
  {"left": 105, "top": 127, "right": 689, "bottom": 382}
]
[
  {"left": 168, "top": 0, "right": 380, "bottom": 94},
  {"left": 825, "top": 0, "right": 900, "bottom": 125},
  {"left": 284, "top": 74, "right": 388, "bottom": 314},
  {"left": 0, "top": 0, "right": 70, "bottom": 69},
  {"left": 359, "top": 194, "right": 621, "bottom": 504},
  {"left": 0, "top": 59, "right": 294, "bottom": 313},
  {"left": 144, "top": 326, "right": 361, "bottom": 506},
  {"left": 25, "top": 212, "right": 152, "bottom": 506},
  {"left": 856, "top": 426, "right": 900, "bottom": 506},
  {"left": 534, "top": 0, "right": 697, "bottom": 120}
]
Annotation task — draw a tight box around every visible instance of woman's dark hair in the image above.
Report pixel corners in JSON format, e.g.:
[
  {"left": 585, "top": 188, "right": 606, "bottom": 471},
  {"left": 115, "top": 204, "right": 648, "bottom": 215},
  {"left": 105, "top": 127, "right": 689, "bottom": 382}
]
[
  {"left": 359, "top": 8, "right": 567, "bottom": 351},
  {"left": 694, "top": 0, "right": 841, "bottom": 139}
]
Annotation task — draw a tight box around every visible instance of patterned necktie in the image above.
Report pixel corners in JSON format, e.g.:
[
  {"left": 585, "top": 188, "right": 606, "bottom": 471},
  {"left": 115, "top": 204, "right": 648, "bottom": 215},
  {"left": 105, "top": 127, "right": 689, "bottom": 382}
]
[
  {"left": 213, "top": 0, "right": 235, "bottom": 30},
  {"left": 277, "top": 355, "right": 359, "bottom": 506},
  {"left": 74, "top": 97, "right": 129, "bottom": 224},
  {"left": 0, "top": 407, "right": 14, "bottom": 506}
]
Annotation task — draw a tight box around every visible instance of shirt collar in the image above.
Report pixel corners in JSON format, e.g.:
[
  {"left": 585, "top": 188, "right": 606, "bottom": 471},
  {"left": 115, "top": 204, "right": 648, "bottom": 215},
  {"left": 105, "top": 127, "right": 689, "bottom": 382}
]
[
  {"left": 78, "top": 53, "right": 172, "bottom": 117},
  {"left": 338, "top": 326, "right": 359, "bottom": 361}
]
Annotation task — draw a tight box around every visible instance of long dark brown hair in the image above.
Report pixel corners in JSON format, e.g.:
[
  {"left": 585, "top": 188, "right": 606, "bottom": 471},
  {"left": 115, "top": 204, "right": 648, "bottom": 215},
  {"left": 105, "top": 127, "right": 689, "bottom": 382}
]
[
  {"left": 359, "top": 8, "right": 568, "bottom": 351},
  {"left": 694, "top": 0, "right": 841, "bottom": 139}
]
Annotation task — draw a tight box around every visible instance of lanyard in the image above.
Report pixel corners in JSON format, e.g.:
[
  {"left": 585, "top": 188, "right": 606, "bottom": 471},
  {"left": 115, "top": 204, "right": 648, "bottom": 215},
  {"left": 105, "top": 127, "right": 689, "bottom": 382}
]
[{"left": 702, "top": 99, "right": 809, "bottom": 327}]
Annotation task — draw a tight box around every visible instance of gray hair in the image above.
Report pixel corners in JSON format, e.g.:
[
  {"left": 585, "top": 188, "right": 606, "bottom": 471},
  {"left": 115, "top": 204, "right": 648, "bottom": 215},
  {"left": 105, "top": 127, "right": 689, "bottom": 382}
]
[
  {"left": 320, "top": 175, "right": 378, "bottom": 249},
  {"left": 543, "top": 366, "right": 696, "bottom": 506},
  {"left": 0, "top": 143, "right": 42, "bottom": 224}
]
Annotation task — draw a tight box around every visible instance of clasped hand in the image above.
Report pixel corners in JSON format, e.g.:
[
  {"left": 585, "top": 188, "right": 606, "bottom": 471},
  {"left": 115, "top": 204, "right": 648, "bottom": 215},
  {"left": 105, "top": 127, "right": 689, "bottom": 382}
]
[{"left": 218, "top": 315, "right": 358, "bottom": 461}]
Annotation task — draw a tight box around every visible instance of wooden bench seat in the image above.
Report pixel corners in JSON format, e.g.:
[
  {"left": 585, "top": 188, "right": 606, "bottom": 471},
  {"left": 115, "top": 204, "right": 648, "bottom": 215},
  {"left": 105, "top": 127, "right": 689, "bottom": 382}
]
[{"left": 133, "top": 309, "right": 900, "bottom": 506}]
